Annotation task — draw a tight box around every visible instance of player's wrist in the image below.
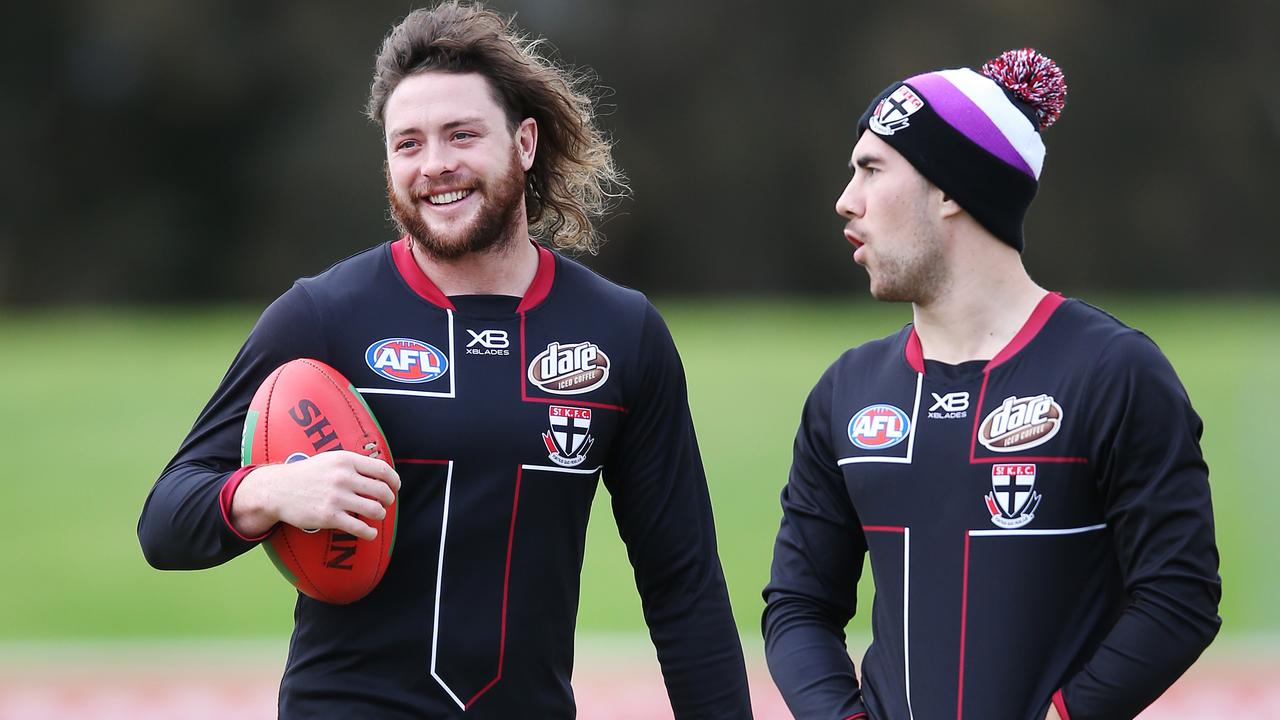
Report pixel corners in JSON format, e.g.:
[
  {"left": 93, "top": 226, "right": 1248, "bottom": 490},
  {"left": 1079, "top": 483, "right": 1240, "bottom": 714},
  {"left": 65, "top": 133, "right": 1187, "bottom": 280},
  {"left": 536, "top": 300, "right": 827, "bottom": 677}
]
[{"left": 227, "top": 465, "right": 282, "bottom": 538}]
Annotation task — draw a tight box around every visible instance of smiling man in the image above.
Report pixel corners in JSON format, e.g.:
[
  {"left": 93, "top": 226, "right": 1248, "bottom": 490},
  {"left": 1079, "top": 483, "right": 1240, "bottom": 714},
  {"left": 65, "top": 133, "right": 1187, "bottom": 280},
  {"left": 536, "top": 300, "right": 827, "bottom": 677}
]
[
  {"left": 138, "top": 3, "right": 751, "bottom": 717},
  {"left": 762, "top": 50, "right": 1220, "bottom": 720}
]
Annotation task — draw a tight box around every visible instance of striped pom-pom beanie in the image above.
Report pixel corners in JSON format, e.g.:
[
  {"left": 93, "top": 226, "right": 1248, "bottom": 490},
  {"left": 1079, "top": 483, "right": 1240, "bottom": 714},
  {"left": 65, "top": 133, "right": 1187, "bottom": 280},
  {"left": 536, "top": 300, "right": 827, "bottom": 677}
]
[{"left": 856, "top": 48, "right": 1067, "bottom": 252}]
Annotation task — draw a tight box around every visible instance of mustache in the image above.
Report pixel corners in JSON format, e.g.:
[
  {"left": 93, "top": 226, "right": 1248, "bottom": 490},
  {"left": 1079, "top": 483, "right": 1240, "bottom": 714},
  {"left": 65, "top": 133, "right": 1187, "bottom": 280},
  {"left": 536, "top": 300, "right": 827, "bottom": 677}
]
[{"left": 411, "top": 176, "right": 481, "bottom": 199}]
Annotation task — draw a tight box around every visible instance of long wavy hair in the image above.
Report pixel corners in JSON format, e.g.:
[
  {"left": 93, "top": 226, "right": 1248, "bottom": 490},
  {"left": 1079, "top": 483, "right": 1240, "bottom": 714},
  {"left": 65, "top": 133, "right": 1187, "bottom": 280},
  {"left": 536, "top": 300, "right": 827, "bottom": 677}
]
[{"left": 367, "top": 1, "right": 628, "bottom": 254}]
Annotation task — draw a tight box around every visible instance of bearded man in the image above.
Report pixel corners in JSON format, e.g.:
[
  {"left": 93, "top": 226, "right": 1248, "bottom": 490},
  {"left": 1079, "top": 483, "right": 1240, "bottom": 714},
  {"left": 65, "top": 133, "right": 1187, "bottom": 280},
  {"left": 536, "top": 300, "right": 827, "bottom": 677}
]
[{"left": 139, "top": 3, "right": 752, "bottom": 717}]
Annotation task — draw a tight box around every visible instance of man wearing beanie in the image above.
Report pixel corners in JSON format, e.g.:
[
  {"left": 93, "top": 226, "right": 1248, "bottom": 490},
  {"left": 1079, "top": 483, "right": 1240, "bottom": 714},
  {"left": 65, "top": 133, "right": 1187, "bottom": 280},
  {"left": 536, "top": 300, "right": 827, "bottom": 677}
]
[{"left": 762, "top": 50, "right": 1220, "bottom": 720}]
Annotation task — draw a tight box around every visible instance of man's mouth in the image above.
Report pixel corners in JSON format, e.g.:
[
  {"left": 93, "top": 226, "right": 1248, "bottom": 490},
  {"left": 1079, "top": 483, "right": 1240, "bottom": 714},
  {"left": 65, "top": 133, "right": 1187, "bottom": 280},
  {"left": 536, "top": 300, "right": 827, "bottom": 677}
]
[
  {"left": 844, "top": 229, "right": 864, "bottom": 249},
  {"left": 424, "top": 189, "right": 474, "bottom": 205}
]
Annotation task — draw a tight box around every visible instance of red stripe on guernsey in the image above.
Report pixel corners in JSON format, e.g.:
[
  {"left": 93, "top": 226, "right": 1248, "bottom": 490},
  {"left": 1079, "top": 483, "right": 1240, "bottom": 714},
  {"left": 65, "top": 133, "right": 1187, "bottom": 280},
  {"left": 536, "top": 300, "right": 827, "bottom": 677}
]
[
  {"left": 393, "top": 238, "right": 555, "bottom": 312},
  {"left": 464, "top": 465, "right": 524, "bottom": 709},
  {"left": 983, "top": 292, "right": 1064, "bottom": 372},
  {"left": 1052, "top": 688, "right": 1072, "bottom": 720},
  {"left": 518, "top": 312, "right": 628, "bottom": 412},
  {"left": 967, "top": 372, "right": 990, "bottom": 463},
  {"left": 391, "top": 237, "right": 456, "bottom": 310},
  {"left": 905, "top": 292, "right": 1060, "bottom": 375},
  {"left": 843, "top": 714, "right": 868, "bottom": 719},
  {"left": 904, "top": 328, "right": 925, "bottom": 373},
  {"left": 862, "top": 525, "right": 906, "bottom": 534},
  {"left": 219, "top": 466, "right": 274, "bottom": 542},
  {"left": 957, "top": 532, "right": 971, "bottom": 720},
  {"left": 514, "top": 244, "right": 556, "bottom": 313},
  {"left": 971, "top": 455, "right": 1087, "bottom": 464}
]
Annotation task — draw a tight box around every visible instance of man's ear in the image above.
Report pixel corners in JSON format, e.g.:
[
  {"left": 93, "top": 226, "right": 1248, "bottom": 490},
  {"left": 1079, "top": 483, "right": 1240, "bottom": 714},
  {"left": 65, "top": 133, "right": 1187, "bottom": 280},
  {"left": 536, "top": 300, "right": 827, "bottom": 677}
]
[
  {"left": 517, "top": 118, "right": 537, "bottom": 171},
  {"left": 938, "top": 189, "right": 963, "bottom": 220}
]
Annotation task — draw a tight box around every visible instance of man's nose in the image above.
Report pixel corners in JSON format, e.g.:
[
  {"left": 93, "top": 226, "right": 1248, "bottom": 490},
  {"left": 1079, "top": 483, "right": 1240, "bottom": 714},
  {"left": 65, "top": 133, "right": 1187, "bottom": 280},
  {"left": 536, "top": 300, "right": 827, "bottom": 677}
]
[
  {"left": 835, "top": 178, "right": 862, "bottom": 219},
  {"left": 419, "top": 140, "right": 459, "bottom": 179}
]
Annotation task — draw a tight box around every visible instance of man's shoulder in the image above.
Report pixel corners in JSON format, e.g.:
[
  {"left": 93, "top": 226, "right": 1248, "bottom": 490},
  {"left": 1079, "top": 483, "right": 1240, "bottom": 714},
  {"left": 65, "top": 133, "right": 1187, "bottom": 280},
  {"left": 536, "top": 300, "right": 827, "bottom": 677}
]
[
  {"left": 813, "top": 325, "right": 914, "bottom": 391},
  {"left": 296, "top": 243, "right": 389, "bottom": 287},
  {"left": 1055, "top": 297, "right": 1135, "bottom": 336},
  {"left": 1051, "top": 297, "right": 1164, "bottom": 362},
  {"left": 549, "top": 251, "right": 650, "bottom": 314},
  {"left": 248, "top": 243, "right": 389, "bottom": 330},
  {"left": 833, "top": 325, "right": 914, "bottom": 368}
]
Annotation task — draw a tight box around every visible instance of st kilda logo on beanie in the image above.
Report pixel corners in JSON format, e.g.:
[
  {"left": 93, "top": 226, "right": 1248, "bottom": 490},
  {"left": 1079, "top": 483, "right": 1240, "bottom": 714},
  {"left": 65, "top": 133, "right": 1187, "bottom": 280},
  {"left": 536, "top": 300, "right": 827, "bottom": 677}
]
[{"left": 868, "top": 85, "right": 925, "bottom": 136}]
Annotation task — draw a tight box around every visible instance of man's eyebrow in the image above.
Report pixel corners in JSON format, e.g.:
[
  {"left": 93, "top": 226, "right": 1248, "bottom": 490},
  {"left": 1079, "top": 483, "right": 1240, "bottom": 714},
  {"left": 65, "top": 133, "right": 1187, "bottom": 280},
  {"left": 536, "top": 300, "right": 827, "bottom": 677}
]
[
  {"left": 854, "top": 154, "right": 882, "bottom": 170},
  {"left": 442, "top": 117, "right": 488, "bottom": 131},
  {"left": 386, "top": 117, "right": 490, "bottom": 140}
]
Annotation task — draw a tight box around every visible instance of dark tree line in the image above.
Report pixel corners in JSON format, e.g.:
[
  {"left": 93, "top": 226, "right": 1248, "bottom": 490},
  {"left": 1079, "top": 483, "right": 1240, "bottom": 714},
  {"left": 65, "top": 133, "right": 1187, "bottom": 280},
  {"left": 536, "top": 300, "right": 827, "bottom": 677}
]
[{"left": 1, "top": 0, "right": 1275, "bottom": 304}]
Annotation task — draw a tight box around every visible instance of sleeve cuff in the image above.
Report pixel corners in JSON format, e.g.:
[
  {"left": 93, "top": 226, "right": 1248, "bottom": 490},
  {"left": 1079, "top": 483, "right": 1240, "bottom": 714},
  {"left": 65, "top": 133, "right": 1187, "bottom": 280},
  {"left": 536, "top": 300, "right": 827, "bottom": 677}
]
[
  {"left": 218, "top": 465, "right": 274, "bottom": 542},
  {"left": 1052, "top": 688, "right": 1071, "bottom": 720}
]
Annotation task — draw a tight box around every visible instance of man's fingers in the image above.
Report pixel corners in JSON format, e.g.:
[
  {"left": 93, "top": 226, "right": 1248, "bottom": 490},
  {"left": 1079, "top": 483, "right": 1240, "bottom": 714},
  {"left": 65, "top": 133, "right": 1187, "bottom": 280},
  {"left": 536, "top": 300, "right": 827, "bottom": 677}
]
[
  {"left": 351, "top": 454, "right": 401, "bottom": 493},
  {"left": 344, "top": 494, "right": 388, "bottom": 523},
  {"left": 348, "top": 474, "right": 397, "bottom": 508},
  {"left": 332, "top": 512, "right": 378, "bottom": 542}
]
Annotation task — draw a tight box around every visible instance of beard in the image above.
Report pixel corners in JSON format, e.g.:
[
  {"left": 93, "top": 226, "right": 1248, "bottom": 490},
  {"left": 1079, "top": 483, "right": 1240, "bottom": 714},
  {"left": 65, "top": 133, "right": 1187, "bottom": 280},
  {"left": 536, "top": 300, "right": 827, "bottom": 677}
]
[
  {"left": 386, "top": 149, "right": 527, "bottom": 261},
  {"left": 867, "top": 225, "right": 949, "bottom": 305}
]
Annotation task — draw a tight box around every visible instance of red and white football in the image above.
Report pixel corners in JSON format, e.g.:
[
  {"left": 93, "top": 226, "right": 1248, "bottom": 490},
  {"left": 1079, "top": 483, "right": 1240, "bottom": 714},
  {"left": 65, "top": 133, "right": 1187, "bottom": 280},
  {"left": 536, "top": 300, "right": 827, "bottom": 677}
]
[{"left": 241, "top": 358, "right": 396, "bottom": 604}]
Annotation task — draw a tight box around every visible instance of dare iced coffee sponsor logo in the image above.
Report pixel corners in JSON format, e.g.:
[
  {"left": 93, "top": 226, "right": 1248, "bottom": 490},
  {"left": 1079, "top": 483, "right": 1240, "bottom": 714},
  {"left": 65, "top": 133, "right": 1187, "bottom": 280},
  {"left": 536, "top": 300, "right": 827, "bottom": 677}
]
[
  {"left": 528, "top": 341, "right": 610, "bottom": 395},
  {"left": 978, "top": 394, "right": 1063, "bottom": 453}
]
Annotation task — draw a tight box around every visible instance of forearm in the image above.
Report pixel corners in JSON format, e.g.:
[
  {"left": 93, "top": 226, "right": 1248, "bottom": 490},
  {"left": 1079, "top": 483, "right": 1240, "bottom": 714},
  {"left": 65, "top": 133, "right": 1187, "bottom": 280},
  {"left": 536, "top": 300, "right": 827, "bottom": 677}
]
[
  {"left": 628, "top": 518, "right": 753, "bottom": 718},
  {"left": 763, "top": 597, "right": 865, "bottom": 719},
  {"left": 1057, "top": 585, "right": 1219, "bottom": 719},
  {"left": 643, "top": 573, "right": 752, "bottom": 718},
  {"left": 137, "top": 463, "right": 262, "bottom": 570}
]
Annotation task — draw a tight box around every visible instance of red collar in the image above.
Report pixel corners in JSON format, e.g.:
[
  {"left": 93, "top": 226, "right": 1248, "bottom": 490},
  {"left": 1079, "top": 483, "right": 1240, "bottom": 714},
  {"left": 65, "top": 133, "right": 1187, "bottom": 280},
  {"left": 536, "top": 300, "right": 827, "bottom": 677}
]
[
  {"left": 391, "top": 236, "right": 556, "bottom": 312},
  {"left": 904, "top": 292, "right": 1064, "bottom": 373}
]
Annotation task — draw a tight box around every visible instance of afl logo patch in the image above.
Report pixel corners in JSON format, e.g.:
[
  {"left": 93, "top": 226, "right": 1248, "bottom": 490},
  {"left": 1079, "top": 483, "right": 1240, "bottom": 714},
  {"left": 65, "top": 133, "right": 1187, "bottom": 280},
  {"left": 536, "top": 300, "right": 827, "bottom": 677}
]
[
  {"left": 528, "top": 341, "right": 610, "bottom": 395},
  {"left": 848, "top": 404, "right": 911, "bottom": 450},
  {"left": 978, "top": 394, "right": 1063, "bottom": 452},
  {"left": 365, "top": 338, "right": 448, "bottom": 384}
]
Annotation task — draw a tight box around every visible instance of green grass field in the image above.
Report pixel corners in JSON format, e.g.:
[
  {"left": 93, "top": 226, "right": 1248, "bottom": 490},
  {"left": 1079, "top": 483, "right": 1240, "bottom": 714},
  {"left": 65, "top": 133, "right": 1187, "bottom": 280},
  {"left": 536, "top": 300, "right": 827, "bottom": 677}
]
[{"left": 1, "top": 297, "right": 1276, "bottom": 641}]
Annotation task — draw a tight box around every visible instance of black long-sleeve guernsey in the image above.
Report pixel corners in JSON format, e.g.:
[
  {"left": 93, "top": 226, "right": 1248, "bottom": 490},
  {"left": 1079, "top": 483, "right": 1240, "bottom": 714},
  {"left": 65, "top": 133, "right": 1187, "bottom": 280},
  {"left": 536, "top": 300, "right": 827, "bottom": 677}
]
[
  {"left": 139, "top": 238, "right": 752, "bottom": 719},
  {"left": 763, "top": 293, "right": 1220, "bottom": 720}
]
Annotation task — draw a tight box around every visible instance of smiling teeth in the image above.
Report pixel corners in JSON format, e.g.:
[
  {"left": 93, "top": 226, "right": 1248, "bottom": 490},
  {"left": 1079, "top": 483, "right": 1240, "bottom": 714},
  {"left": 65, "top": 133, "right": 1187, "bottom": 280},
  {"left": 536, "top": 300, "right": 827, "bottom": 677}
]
[{"left": 428, "top": 189, "right": 471, "bottom": 205}]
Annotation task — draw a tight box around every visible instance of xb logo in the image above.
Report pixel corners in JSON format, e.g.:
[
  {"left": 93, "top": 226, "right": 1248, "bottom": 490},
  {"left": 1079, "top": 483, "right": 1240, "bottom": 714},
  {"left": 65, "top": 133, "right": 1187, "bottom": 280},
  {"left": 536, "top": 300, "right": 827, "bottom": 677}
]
[
  {"left": 930, "top": 392, "right": 970, "bottom": 413},
  {"left": 466, "top": 329, "right": 509, "bottom": 349}
]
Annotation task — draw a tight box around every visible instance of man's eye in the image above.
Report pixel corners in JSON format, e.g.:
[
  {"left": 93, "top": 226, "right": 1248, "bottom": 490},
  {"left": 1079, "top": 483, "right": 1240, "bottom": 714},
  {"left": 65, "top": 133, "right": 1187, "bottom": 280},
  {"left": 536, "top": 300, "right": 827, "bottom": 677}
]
[
  {"left": 453, "top": 132, "right": 475, "bottom": 141},
  {"left": 397, "top": 140, "right": 420, "bottom": 151}
]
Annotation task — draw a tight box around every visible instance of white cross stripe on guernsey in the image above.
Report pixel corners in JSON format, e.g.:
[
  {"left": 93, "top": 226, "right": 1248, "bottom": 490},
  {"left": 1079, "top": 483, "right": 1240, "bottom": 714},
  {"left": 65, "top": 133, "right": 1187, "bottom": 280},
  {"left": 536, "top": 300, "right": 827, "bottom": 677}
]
[{"left": 935, "top": 68, "right": 1046, "bottom": 178}]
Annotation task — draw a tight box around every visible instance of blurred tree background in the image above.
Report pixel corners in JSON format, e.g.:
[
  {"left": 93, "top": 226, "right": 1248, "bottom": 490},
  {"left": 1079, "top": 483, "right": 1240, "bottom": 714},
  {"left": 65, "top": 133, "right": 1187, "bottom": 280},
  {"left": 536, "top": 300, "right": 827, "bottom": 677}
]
[{"left": 0, "top": 0, "right": 1276, "bottom": 305}]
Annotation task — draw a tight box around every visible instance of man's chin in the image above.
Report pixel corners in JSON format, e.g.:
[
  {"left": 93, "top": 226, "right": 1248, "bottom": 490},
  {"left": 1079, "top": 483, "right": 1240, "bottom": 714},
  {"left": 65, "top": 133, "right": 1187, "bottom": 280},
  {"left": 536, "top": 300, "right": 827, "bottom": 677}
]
[
  {"left": 411, "top": 226, "right": 512, "bottom": 262},
  {"left": 869, "top": 282, "right": 911, "bottom": 303}
]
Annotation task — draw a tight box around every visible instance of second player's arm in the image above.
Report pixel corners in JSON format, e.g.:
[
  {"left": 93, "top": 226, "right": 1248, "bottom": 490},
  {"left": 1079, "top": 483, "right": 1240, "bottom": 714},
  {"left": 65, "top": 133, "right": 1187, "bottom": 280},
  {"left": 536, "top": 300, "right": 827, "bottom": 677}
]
[{"left": 763, "top": 363, "right": 871, "bottom": 720}]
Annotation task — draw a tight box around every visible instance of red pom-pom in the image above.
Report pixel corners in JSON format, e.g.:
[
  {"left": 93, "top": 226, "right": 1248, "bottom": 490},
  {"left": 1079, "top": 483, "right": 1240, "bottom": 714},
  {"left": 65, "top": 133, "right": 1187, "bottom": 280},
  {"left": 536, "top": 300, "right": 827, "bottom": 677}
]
[{"left": 980, "top": 48, "right": 1067, "bottom": 130}]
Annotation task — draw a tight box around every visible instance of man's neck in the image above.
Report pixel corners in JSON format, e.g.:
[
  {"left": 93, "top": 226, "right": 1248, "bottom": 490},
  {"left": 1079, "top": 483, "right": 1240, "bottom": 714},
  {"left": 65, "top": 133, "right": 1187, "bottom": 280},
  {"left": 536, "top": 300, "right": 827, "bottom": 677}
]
[
  {"left": 411, "top": 234, "right": 540, "bottom": 298},
  {"left": 911, "top": 254, "right": 1048, "bottom": 365}
]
